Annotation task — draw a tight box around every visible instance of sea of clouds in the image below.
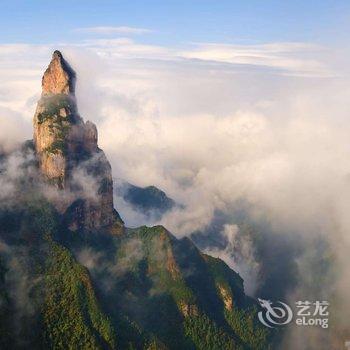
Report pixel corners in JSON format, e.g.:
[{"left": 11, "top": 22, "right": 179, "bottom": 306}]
[{"left": 1, "top": 38, "right": 349, "bottom": 348}]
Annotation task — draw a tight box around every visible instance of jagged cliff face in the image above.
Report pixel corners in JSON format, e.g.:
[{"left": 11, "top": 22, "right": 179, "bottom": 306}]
[
  {"left": 41, "top": 50, "right": 76, "bottom": 95},
  {"left": 33, "top": 51, "right": 120, "bottom": 231}
]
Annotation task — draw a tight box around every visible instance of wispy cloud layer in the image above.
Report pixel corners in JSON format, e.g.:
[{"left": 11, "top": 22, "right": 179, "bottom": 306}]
[
  {"left": 74, "top": 26, "right": 153, "bottom": 35},
  {"left": 180, "top": 42, "right": 332, "bottom": 77},
  {"left": 0, "top": 38, "right": 338, "bottom": 149}
]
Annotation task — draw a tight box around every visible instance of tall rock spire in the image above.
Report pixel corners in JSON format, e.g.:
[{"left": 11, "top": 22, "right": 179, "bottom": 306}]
[
  {"left": 33, "top": 50, "right": 122, "bottom": 232},
  {"left": 33, "top": 51, "right": 81, "bottom": 186},
  {"left": 42, "top": 50, "right": 76, "bottom": 95}
]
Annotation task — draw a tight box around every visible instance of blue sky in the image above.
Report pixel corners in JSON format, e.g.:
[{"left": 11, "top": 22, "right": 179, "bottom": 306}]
[{"left": 1, "top": 0, "right": 349, "bottom": 46}]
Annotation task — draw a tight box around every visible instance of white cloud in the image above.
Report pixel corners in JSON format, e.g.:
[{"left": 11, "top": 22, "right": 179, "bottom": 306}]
[
  {"left": 179, "top": 42, "right": 332, "bottom": 77},
  {"left": 204, "top": 224, "right": 259, "bottom": 295},
  {"left": 0, "top": 38, "right": 350, "bottom": 346},
  {"left": 82, "top": 37, "right": 173, "bottom": 60},
  {"left": 75, "top": 26, "right": 153, "bottom": 35}
]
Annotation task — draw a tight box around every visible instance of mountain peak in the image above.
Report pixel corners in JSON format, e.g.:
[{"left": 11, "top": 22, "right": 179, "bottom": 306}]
[
  {"left": 33, "top": 52, "right": 122, "bottom": 232},
  {"left": 42, "top": 50, "right": 76, "bottom": 95},
  {"left": 52, "top": 49, "right": 63, "bottom": 58}
]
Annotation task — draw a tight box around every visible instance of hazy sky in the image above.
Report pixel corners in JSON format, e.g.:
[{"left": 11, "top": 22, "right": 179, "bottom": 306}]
[{"left": 1, "top": 0, "right": 350, "bottom": 46}]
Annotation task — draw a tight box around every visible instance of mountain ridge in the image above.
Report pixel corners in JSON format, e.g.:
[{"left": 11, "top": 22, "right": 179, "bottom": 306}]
[{"left": 0, "top": 51, "right": 275, "bottom": 349}]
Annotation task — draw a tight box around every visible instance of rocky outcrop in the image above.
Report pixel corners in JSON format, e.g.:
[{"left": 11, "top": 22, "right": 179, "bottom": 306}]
[
  {"left": 217, "top": 284, "right": 233, "bottom": 310},
  {"left": 42, "top": 50, "right": 76, "bottom": 95},
  {"left": 33, "top": 50, "right": 122, "bottom": 231},
  {"left": 178, "top": 301, "right": 199, "bottom": 317}
]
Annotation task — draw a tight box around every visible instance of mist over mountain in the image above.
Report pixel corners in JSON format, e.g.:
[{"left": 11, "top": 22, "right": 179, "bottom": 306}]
[
  {"left": 0, "top": 51, "right": 280, "bottom": 349},
  {"left": 0, "top": 40, "right": 349, "bottom": 348},
  {"left": 115, "top": 180, "right": 175, "bottom": 219}
]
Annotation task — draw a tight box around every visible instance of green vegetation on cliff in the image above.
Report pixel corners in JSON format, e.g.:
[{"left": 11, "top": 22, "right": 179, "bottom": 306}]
[
  {"left": 0, "top": 197, "right": 274, "bottom": 349},
  {"left": 44, "top": 240, "right": 117, "bottom": 349},
  {"left": 36, "top": 94, "right": 76, "bottom": 155},
  {"left": 37, "top": 94, "right": 75, "bottom": 125}
]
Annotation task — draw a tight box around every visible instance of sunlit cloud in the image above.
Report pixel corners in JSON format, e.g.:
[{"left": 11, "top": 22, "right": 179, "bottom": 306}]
[
  {"left": 0, "top": 36, "right": 349, "bottom": 346},
  {"left": 179, "top": 42, "right": 333, "bottom": 77},
  {"left": 74, "top": 26, "right": 153, "bottom": 35}
]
